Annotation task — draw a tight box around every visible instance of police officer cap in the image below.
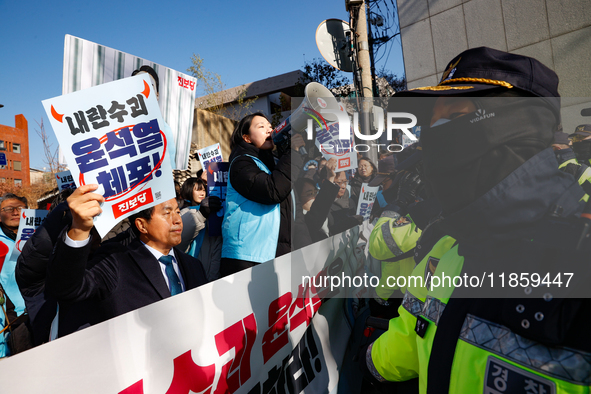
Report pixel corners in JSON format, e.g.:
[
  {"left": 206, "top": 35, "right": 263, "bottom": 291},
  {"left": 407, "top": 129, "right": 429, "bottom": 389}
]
[
  {"left": 396, "top": 47, "right": 559, "bottom": 99},
  {"left": 568, "top": 124, "right": 591, "bottom": 141}
]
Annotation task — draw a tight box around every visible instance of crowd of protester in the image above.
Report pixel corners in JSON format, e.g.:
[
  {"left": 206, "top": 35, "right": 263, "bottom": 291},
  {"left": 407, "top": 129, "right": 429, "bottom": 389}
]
[
  {"left": 2, "top": 49, "right": 591, "bottom": 394},
  {"left": 0, "top": 102, "right": 386, "bottom": 357},
  {"left": 6, "top": 105, "right": 587, "bottom": 360}
]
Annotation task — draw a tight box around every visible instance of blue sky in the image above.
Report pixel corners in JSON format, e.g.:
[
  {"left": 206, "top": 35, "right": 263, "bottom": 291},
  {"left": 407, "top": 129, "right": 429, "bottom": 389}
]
[{"left": 0, "top": 0, "right": 404, "bottom": 170}]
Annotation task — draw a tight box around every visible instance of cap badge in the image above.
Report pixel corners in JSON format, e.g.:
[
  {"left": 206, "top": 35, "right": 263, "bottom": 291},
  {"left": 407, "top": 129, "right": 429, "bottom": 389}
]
[{"left": 440, "top": 57, "right": 461, "bottom": 82}]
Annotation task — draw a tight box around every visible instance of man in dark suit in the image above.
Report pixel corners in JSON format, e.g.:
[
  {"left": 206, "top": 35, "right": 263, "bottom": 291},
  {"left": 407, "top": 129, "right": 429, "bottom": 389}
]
[{"left": 46, "top": 184, "right": 209, "bottom": 325}]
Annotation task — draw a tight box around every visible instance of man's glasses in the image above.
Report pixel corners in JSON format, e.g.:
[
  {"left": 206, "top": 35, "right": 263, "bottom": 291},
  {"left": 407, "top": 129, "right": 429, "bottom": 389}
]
[{"left": 0, "top": 206, "right": 25, "bottom": 214}]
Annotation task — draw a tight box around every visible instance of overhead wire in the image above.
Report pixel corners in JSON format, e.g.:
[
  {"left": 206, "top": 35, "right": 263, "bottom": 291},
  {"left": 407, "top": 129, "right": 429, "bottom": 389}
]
[{"left": 368, "top": 0, "right": 401, "bottom": 74}]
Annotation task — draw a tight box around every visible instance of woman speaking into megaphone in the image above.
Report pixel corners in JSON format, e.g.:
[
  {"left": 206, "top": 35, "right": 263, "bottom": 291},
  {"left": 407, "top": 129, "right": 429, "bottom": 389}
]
[{"left": 220, "top": 113, "right": 305, "bottom": 276}]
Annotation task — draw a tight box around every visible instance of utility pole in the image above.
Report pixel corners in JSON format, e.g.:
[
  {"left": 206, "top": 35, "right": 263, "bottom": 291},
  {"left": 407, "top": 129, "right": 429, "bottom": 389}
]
[
  {"left": 356, "top": 0, "right": 373, "bottom": 101},
  {"left": 366, "top": 10, "right": 379, "bottom": 96},
  {"left": 348, "top": 0, "right": 378, "bottom": 164}
]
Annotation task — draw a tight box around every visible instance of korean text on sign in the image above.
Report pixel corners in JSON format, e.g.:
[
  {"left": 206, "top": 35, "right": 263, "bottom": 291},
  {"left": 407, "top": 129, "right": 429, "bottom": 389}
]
[
  {"left": 10, "top": 209, "right": 49, "bottom": 261},
  {"left": 42, "top": 74, "right": 176, "bottom": 237}
]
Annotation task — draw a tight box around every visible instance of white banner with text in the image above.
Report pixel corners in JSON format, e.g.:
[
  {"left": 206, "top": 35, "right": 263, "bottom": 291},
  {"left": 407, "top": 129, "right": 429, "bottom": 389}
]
[{"left": 0, "top": 228, "right": 369, "bottom": 393}]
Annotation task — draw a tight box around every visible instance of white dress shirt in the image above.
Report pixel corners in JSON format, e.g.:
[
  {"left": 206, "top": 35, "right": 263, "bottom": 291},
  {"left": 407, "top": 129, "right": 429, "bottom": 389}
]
[{"left": 64, "top": 234, "right": 186, "bottom": 292}]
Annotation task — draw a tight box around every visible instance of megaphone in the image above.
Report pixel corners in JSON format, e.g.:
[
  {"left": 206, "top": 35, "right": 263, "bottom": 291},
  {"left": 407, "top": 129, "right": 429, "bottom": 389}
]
[{"left": 272, "top": 82, "right": 343, "bottom": 155}]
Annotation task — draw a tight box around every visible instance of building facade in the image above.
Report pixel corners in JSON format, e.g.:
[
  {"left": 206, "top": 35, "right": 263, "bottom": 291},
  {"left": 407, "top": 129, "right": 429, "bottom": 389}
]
[
  {"left": 195, "top": 70, "right": 304, "bottom": 122},
  {"left": 0, "top": 114, "right": 30, "bottom": 186},
  {"left": 395, "top": 0, "right": 591, "bottom": 132}
]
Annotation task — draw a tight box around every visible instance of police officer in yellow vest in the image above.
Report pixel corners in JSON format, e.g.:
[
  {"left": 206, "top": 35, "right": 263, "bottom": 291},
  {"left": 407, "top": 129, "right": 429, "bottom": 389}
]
[
  {"left": 369, "top": 152, "right": 445, "bottom": 310},
  {"left": 553, "top": 129, "right": 591, "bottom": 198},
  {"left": 369, "top": 200, "right": 421, "bottom": 302},
  {"left": 570, "top": 124, "right": 591, "bottom": 167},
  {"left": 553, "top": 129, "right": 575, "bottom": 165},
  {"left": 363, "top": 47, "right": 591, "bottom": 393},
  {"left": 369, "top": 161, "right": 423, "bottom": 302}
]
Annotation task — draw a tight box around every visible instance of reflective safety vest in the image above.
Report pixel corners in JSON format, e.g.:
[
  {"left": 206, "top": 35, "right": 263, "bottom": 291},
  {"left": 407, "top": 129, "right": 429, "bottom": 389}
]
[
  {"left": 369, "top": 211, "right": 421, "bottom": 298},
  {"left": 368, "top": 236, "right": 591, "bottom": 393},
  {"left": 558, "top": 158, "right": 591, "bottom": 202},
  {"left": 368, "top": 235, "right": 456, "bottom": 390}
]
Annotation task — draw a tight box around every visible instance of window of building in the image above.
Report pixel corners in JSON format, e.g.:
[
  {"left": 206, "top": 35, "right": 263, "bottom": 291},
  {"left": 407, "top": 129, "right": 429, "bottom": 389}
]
[
  {"left": 0, "top": 165, "right": 5, "bottom": 170},
  {"left": 0, "top": 141, "right": 5, "bottom": 151},
  {"left": 14, "top": 161, "right": 22, "bottom": 171},
  {"left": 0, "top": 178, "right": 5, "bottom": 183},
  {"left": 13, "top": 143, "right": 20, "bottom": 154},
  {"left": 14, "top": 179, "right": 22, "bottom": 186}
]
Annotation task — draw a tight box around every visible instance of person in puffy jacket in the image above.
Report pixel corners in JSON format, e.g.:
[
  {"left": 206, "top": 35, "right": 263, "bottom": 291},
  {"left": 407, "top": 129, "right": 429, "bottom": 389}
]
[{"left": 220, "top": 113, "right": 303, "bottom": 276}]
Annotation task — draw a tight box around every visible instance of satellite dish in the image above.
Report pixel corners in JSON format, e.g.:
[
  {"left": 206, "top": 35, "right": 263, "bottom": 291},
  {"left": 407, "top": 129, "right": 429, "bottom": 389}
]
[{"left": 316, "top": 19, "right": 354, "bottom": 73}]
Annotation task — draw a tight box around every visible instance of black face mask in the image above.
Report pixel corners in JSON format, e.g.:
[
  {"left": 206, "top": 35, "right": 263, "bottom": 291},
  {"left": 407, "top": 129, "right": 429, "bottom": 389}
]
[
  {"left": 420, "top": 97, "right": 556, "bottom": 215},
  {"left": 573, "top": 140, "right": 591, "bottom": 162}
]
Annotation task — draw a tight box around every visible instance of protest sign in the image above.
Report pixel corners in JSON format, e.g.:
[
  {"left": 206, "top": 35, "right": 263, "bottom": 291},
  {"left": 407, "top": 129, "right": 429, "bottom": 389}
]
[
  {"left": 61, "top": 34, "right": 196, "bottom": 170},
  {"left": 402, "top": 125, "right": 421, "bottom": 148},
  {"left": 206, "top": 162, "right": 229, "bottom": 236},
  {"left": 43, "top": 74, "right": 175, "bottom": 237},
  {"left": 197, "top": 143, "right": 223, "bottom": 171},
  {"left": 314, "top": 122, "right": 357, "bottom": 171},
  {"left": 56, "top": 170, "right": 76, "bottom": 191},
  {"left": 356, "top": 183, "right": 379, "bottom": 221},
  {"left": 0, "top": 227, "right": 368, "bottom": 394},
  {"left": 9, "top": 209, "right": 49, "bottom": 261}
]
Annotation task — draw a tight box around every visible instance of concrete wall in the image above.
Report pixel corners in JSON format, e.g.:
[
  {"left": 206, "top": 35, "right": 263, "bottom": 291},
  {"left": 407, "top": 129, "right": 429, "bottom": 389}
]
[
  {"left": 396, "top": 0, "right": 591, "bottom": 132},
  {"left": 29, "top": 169, "right": 46, "bottom": 184}
]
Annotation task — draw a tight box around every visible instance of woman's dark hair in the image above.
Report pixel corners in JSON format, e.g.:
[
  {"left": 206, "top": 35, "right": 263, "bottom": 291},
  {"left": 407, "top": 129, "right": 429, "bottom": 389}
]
[
  {"left": 131, "top": 65, "right": 159, "bottom": 93},
  {"left": 357, "top": 157, "right": 377, "bottom": 176},
  {"left": 230, "top": 112, "right": 270, "bottom": 150},
  {"left": 181, "top": 177, "right": 206, "bottom": 204}
]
